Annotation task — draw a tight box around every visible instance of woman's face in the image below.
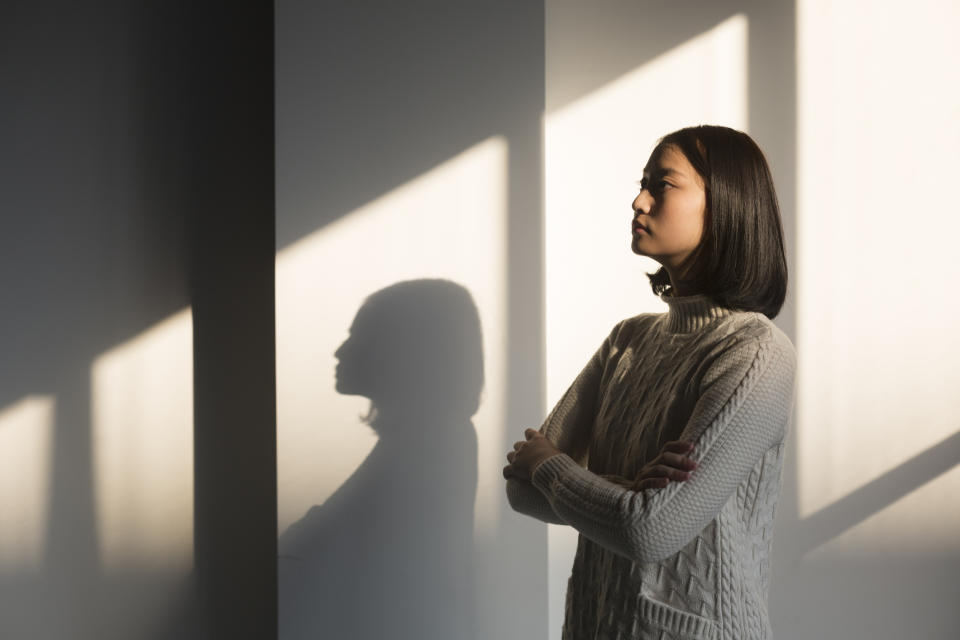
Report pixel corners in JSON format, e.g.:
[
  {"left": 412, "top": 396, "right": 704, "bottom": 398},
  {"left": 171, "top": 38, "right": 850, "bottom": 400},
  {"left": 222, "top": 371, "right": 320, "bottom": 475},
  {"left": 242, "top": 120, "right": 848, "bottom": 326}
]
[
  {"left": 630, "top": 144, "right": 706, "bottom": 280},
  {"left": 334, "top": 311, "right": 381, "bottom": 397}
]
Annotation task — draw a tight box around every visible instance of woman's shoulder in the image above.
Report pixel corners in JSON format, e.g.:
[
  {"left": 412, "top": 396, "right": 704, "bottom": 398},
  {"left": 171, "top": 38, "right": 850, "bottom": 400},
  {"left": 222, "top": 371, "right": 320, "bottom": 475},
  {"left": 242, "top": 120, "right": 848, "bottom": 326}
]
[
  {"left": 608, "top": 312, "right": 661, "bottom": 340},
  {"left": 711, "top": 311, "right": 796, "bottom": 370}
]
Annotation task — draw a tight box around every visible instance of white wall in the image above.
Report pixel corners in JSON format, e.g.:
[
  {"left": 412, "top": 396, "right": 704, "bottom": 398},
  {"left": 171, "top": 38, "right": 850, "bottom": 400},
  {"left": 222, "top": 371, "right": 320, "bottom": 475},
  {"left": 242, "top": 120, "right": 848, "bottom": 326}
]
[
  {"left": 784, "top": 0, "right": 960, "bottom": 637},
  {"left": 275, "top": 2, "right": 547, "bottom": 639},
  {"left": 0, "top": 4, "right": 196, "bottom": 638},
  {"left": 276, "top": 1, "right": 959, "bottom": 638},
  {"left": 544, "top": 0, "right": 960, "bottom": 638}
]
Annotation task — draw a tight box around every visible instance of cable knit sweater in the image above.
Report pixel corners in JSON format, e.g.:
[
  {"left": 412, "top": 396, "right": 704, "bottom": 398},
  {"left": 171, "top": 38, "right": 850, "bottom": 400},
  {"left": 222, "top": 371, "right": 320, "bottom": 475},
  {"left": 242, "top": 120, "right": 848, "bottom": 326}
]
[{"left": 506, "top": 291, "right": 798, "bottom": 640}]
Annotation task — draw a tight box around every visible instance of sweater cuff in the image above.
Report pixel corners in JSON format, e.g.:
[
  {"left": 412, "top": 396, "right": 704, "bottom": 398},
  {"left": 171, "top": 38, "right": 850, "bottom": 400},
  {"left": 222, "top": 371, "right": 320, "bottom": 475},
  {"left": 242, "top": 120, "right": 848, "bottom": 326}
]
[{"left": 530, "top": 452, "right": 581, "bottom": 494}]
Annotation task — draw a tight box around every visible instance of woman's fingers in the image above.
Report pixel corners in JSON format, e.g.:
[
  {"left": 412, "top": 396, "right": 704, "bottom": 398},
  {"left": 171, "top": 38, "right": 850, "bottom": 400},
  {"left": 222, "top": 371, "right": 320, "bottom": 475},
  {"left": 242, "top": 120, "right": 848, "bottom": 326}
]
[
  {"left": 661, "top": 440, "right": 695, "bottom": 454},
  {"left": 633, "top": 457, "right": 696, "bottom": 488},
  {"left": 634, "top": 477, "right": 670, "bottom": 490},
  {"left": 656, "top": 450, "right": 698, "bottom": 470},
  {"left": 507, "top": 442, "right": 527, "bottom": 464},
  {"left": 649, "top": 464, "right": 692, "bottom": 481},
  {"left": 629, "top": 441, "right": 698, "bottom": 491}
]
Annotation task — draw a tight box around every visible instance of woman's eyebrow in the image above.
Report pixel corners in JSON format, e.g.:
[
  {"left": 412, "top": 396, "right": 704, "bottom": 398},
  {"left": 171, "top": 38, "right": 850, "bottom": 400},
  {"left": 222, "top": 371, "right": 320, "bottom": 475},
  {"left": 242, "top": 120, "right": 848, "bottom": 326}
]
[{"left": 642, "top": 167, "right": 683, "bottom": 178}]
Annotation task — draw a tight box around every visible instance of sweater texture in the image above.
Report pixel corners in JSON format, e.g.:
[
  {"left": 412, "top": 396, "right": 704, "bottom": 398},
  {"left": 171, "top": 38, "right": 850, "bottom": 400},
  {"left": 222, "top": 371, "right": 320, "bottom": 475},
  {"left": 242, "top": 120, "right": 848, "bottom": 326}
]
[{"left": 506, "top": 290, "right": 798, "bottom": 640}]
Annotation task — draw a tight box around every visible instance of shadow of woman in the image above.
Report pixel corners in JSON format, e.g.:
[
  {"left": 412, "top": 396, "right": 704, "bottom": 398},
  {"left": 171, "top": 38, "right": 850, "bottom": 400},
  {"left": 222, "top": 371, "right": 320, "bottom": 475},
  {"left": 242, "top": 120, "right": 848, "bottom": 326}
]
[{"left": 279, "top": 279, "right": 483, "bottom": 640}]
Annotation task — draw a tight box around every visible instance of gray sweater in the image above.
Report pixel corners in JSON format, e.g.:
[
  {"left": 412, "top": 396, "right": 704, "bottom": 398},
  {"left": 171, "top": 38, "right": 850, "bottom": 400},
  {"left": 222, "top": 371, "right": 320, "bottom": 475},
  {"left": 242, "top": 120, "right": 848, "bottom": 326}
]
[{"left": 506, "top": 291, "right": 798, "bottom": 640}]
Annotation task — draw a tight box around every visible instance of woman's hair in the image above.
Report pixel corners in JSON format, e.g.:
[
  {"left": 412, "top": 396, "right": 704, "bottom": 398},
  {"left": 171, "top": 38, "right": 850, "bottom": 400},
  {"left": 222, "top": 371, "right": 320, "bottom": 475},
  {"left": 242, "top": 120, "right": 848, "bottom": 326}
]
[{"left": 644, "top": 125, "right": 788, "bottom": 319}]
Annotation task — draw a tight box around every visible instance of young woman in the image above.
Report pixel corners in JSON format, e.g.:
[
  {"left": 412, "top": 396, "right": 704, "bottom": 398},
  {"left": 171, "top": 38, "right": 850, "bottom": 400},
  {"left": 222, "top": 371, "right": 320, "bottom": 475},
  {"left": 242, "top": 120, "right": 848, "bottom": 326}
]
[{"left": 503, "top": 125, "right": 797, "bottom": 640}]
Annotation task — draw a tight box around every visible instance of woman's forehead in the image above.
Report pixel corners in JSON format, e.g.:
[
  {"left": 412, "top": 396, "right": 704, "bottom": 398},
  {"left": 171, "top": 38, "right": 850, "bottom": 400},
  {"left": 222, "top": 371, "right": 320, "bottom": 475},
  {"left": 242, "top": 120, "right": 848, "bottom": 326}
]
[
  {"left": 644, "top": 144, "right": 705, "bottom": 188},
  {"left": 644, "top": 146, "right": 689, "bottom": 176}
]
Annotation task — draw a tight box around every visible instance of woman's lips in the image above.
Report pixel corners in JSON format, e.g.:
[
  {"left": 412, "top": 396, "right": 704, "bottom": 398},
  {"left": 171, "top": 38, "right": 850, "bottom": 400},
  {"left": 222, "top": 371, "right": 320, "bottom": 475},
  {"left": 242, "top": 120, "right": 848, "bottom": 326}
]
[{"left": 633, "top": 223, "right": 648, "bottom": 234}]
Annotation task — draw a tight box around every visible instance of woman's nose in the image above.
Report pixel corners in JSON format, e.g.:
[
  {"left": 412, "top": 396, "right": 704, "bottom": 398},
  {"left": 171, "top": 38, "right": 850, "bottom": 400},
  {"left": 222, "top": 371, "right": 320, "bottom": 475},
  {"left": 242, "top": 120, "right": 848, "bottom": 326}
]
[{"left": 632, "top": 189, "right": 652, "bottom": 214}]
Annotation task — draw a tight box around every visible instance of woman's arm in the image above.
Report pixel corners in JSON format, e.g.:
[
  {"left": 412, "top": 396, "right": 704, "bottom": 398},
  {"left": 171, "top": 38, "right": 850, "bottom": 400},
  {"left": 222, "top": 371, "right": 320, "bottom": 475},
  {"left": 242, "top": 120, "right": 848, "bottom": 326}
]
[
  {"left": 505, "top": 477, "right": 568, "bottom": 524},
  {"left": 504, "top": 320, "right": 626, "bottom": 524},
  {"left": 506, "top": 473, "right": 635, "bottom": 525},
  {"left": 528, "top": 331, "right": 797, "bottom": 563}
]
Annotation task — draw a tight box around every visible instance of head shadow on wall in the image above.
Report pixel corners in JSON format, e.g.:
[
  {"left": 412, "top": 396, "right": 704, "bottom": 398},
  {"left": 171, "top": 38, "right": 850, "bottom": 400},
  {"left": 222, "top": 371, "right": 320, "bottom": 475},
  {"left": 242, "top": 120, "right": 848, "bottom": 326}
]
[{"left": 278, "top": 278, "right": 483, "bottom": 640}]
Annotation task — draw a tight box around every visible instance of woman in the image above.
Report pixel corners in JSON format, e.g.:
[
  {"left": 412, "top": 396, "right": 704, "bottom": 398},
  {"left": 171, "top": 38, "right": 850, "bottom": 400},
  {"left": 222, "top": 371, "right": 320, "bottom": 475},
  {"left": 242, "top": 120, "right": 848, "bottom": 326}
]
[{"left": 503, "top": 125, "right": 797, "bottom": 640}]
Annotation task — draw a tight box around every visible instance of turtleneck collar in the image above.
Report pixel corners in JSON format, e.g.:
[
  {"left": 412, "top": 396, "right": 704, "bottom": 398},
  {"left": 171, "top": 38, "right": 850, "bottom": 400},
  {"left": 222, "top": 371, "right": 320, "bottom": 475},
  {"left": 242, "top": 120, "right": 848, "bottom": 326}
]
[{"left": 660, "top": 290, "right": 736, "bottom": 333}]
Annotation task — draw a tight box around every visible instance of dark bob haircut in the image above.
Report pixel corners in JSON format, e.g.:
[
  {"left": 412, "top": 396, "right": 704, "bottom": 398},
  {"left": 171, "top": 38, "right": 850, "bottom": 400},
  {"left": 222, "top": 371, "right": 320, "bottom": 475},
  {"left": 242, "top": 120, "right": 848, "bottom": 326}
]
[{"left": 644, "top": 125, "right": 788, "bottom": 320}]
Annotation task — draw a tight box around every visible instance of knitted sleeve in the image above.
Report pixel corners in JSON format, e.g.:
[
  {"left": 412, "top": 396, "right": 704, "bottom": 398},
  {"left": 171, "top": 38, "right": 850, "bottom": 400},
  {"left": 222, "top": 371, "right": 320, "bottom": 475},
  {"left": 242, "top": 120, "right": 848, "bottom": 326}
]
[
  {"left": 506, "top": 474, "right": 635, "bottom": 524},
  {"left": 528, "top": 330, "right": 797, "bottom": 563},
  {"left": 504, "top": 320, "right": 625, "bottom": 524},
  {"left": 505, "top": 478, "right": 567, "bottom": 524}
]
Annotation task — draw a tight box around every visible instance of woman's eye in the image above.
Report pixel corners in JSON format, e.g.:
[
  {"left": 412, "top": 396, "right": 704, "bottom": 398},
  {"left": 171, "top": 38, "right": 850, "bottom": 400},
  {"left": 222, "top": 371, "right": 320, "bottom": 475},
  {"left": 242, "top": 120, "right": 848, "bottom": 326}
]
[{"left": 636, "top": 180, "right": 669, "bottom": 191}]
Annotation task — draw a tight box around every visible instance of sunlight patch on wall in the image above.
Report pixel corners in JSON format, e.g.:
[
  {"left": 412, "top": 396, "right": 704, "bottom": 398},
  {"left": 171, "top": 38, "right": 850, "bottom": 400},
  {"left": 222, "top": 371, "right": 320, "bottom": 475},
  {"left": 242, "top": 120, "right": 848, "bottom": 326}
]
[
  {"left": 0, "top": 395, "right": 54, "bottom": 570},
  {"left": 276, "top": 136, "right": 508, "bottom": 536},
  {"left": 796, "top": 0, "right": 960, "bottom": 555},
  {"left": 544, "top": 12, "right": 748, "bottom": 388},
  {"left": 91, "top": 308, "right": 193, "bottom": 570},
  {"left": 543, "top": 14, "right": 749, "bottom": 637}
]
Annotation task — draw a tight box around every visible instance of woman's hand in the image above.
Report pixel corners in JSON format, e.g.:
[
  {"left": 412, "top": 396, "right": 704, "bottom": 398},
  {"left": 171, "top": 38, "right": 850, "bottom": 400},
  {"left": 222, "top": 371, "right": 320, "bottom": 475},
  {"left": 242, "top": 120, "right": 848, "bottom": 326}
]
[
  {"left": 630, "top": 440, "right": 698, "bottom": 490},
  {"left": 502, "top": 428, "right": 564, "bottom": 482}
]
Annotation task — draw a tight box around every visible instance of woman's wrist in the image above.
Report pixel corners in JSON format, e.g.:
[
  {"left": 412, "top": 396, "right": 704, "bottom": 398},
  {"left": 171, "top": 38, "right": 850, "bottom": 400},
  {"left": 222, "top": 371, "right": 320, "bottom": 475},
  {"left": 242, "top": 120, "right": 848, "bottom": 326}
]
[{"left": 530, "top": 451, "right": 565, "bottom": 479}]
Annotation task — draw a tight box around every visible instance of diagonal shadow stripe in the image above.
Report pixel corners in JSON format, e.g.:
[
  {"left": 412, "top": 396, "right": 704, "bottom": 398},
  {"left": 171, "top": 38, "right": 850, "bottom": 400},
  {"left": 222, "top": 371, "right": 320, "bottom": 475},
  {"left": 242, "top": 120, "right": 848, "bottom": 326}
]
[{"left": 793, "top": 430, "right": 960, "bottom": 556}]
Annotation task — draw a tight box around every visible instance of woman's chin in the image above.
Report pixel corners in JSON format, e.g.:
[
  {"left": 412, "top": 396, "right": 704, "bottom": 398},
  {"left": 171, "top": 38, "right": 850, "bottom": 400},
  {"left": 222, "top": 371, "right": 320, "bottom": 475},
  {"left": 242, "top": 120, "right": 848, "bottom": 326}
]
[{"left": 334, "top": 379, "right": 359, "bottom": 395}]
